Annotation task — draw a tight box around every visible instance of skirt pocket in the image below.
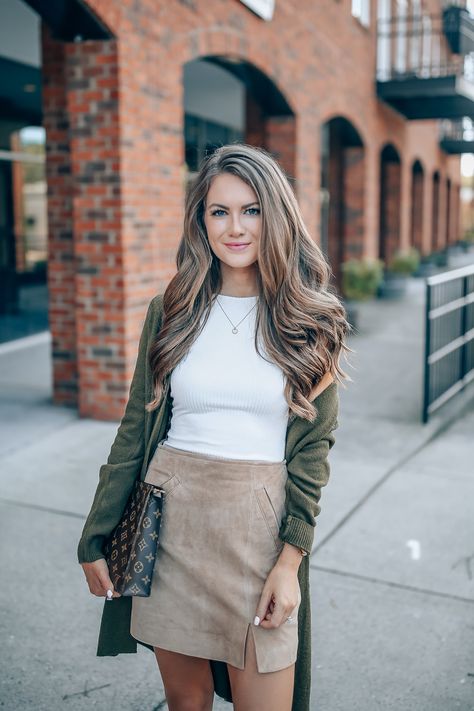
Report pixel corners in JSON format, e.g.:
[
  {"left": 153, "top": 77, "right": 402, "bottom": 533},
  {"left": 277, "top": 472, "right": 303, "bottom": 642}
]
[
  {"left": 144, "top": 462, "right": 182, "bottom": 500},
  {"left": 254, "top": 485, "right": 282, "bottom": 550}
]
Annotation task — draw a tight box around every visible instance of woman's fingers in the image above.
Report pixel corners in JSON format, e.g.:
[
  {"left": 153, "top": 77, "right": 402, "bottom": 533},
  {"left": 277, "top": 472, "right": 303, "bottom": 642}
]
[
  {"left": 259, "top": 595, "right": 297, "bottom": 629},
  {"left": 264, "top": 599, "right": 275, "bottom": 619},
  {"left": 95, "top": 560, "right": 121, "bottom": 598},
  {"left": 81, "top": 559, "right": 121, "bottom": 598},
  {"left": 254, "top": 586, "right": 273, "bottom": 626}
]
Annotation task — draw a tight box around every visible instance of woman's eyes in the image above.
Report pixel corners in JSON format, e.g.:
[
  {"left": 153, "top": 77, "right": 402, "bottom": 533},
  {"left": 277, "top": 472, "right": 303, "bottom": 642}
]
[{"left": 210, "top": 208, "right": 260, "bottom": 217}]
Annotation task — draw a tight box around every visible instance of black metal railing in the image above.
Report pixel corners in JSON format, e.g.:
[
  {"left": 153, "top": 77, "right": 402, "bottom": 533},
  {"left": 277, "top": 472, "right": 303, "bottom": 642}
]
[
  {"left": 439, "top": 117, "right": 474, "bottom": 141},
  {"left": 377, "top": 10, "right": 474, "bottom": 83},
  {"left": 423, "top": 263, "right": 474, "bottom": 423}
]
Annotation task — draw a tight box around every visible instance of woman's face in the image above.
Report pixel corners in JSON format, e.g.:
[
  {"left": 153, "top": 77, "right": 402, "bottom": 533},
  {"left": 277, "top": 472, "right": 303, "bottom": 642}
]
[{"left": 203, "top": 172, "right": 261, "bottom": 271}]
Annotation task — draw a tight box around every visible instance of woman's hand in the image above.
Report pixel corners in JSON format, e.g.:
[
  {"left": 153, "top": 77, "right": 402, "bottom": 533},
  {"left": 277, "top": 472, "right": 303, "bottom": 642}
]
[
  {"left": 253, "top": 547, "right": 301, "bottom": 629},
  {"left": 81, "top": 558, "right": 122, "bottom": 599}
]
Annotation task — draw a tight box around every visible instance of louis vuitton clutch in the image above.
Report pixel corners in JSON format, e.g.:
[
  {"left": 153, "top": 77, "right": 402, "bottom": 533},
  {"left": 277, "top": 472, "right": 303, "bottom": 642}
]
[{"left": 103, "top": 479, "right": 164, "bottom": 597}]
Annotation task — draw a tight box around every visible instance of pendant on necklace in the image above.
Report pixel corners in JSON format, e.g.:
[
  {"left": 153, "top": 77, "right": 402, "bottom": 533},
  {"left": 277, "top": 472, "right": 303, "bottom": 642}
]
[{"left": 232, "top": 327, "right": 238, "bottom": 334}]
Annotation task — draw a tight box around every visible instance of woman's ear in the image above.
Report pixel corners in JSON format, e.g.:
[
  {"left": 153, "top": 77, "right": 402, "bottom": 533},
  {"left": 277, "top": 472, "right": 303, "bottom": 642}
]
[{"left": 309, "top": 371, "right": 334, "bottom": 401}]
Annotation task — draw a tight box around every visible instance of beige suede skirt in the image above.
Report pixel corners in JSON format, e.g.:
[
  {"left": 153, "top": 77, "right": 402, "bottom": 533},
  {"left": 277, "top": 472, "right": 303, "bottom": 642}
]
[{"left": 130, "top": 439, "right": 301, "bottom": 673}]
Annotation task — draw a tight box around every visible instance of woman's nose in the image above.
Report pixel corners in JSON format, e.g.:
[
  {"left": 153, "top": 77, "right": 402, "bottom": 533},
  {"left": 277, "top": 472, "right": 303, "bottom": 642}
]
[{"left": 229, "top": 213, "right": 245, "bottom": 236}]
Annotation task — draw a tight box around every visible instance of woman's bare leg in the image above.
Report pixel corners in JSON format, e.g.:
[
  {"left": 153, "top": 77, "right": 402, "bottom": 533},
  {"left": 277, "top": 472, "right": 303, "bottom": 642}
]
[
  {"left": 226, "top": 626, "right": 295, "bottom": 711},
  {"left": 153, "top": 646, "right": 215, "bottom": 711}
]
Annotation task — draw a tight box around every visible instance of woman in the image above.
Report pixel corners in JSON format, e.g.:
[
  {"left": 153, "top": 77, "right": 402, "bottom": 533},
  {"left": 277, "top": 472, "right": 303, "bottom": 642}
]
[{"left": 78, "top": 143, "right": 351, "bottom": 711}]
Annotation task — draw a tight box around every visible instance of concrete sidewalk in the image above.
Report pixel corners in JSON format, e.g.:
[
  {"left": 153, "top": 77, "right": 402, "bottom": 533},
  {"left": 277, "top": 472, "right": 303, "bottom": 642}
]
[{"left": 0, "top": 268, "right": 473, "bottom": 710}]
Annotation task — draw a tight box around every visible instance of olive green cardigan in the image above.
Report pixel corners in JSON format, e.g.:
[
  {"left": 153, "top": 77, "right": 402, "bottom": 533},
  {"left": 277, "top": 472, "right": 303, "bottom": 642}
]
[{"left": 77, "top": 294, "right": 339, "bottom": 711}]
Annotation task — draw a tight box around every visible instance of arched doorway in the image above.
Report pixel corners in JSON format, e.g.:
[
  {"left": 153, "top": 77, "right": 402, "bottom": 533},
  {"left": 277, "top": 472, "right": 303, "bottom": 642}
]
[
  {"left": 320, "top": 116, "right": 365, "bottom": 288},
  {"left": 410, "top": 159, "right": 424, "bottom": 253},
  {"left": 183, "top": 57, "right": 296, "bottom": 183},
  {"left": 379, "top": 143, "right": 401, "bottom": 265}
]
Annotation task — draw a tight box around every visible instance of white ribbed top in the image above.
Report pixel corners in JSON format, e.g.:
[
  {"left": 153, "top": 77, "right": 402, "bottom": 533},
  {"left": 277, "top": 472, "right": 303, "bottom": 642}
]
[{"left": 163, "top": 294, "right": 289, "bottom": 461}]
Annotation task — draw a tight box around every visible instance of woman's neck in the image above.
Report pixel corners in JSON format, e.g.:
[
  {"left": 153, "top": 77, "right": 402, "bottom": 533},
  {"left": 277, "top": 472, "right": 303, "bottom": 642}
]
[
  {"left": 219, "top": 264, "right": 259, "bottom": 297},
  {"left": 218, "top": 289, "right": 259, "bottom": 297}
]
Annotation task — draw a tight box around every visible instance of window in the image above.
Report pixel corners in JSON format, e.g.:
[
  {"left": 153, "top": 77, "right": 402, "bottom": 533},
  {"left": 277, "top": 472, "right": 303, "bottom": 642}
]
[
  {"left": 352, "top": 0, "right": 370, "bottom": 27},
  {"left": 0, "top": 126, "right": 47, "bottom": 276},
  {"left": 184, "top": 114, "right": 243, "bottom": 174}
]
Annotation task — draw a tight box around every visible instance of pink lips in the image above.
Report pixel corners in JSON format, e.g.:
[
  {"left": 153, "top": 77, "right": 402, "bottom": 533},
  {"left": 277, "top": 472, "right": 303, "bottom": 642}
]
[{"left": 225, "top": 243, "right": 250, "bottom": 251}]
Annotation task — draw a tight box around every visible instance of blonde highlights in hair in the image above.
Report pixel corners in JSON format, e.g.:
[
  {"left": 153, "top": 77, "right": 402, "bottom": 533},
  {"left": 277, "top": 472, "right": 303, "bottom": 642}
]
[{"left": 146, "top": 143, "right": 352, "bottom": 422}]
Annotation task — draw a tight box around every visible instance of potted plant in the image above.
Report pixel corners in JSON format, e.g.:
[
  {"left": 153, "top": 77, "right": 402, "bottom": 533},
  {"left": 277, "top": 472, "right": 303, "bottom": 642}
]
[
  {"left": 378, "top": 247, "right": 420, "bottom": 298},
  {"left": 458, "top": 229, "right": 474, "bottom": 253},
  {"left": 414, "top": 254, "right": 438, "bottom": 278},
  {"left": 340, "top": 257, "right": 384, "bottom": 330}
]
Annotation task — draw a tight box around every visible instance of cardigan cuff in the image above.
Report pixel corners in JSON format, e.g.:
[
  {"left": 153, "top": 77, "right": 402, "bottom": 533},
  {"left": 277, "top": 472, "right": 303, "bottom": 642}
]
[
  {"left": 77, "top": 537, "right": 106, "bottom": 565},
  {"left": 278, "top": 515, "right": 314, "bottom": 555}
]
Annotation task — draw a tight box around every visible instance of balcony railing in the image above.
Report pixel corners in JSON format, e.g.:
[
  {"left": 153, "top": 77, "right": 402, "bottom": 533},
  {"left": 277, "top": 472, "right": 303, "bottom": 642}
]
[
  {"left": 440, "top": 117, "right": 474, "bottom": 140},
  {"left": 376, "top": 10, "right": 474, "bottom": 119},
  {"left": 439, "top": 117, "right": 474, "bottom": 152},
  {"left": 377, "top": 12, "right": 474, "bottom": 83}
]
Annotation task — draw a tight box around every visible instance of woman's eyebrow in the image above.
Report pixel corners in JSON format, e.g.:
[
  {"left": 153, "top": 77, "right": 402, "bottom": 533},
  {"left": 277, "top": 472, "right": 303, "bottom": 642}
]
[{"left": 208, "top": 201, "right": 260, "bottom": 209}]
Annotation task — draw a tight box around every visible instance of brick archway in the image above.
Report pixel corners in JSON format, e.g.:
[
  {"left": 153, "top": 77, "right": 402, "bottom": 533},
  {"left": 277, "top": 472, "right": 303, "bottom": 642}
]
[
  {"left": 320, "top": 116, "right": 365, "bottom": 289},
  {"left": 40, "top": 9, "right": 299, "bottom": 418},
  {"left": 183, "top": 56, "right": 296, "bottom": 183}
]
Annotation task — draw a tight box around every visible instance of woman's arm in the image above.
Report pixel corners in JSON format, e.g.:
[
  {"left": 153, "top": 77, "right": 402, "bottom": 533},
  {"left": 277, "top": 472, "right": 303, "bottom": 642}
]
[
  {"left": 254, "top": 380, "right": 339, "bottom": 627},
  {"left": 278, "top": 380, "right": 339, "bottom": 557},
  {"left": 77, "top": 294, "right": 162, "bottom": 564}
]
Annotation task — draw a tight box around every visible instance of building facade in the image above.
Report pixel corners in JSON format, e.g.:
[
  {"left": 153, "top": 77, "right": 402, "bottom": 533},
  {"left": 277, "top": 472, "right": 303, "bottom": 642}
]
[{"left": 0, "top": 0, "right": 472, "bottom": 419}]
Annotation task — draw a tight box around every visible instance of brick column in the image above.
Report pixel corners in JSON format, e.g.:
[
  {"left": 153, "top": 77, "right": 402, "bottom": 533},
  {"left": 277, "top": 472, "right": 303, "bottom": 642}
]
[
  {"left": 328, "top": 134, "right": 343, "bottom": 285},
  {"left": 448, "top": 180, "right": 461, "bottom": 245},
  {"left": 245, "top": 94, "right": 266, "bottom": 148},
  {"left": 437, "top": 175, "right": 447, "bottom": 250},
  {"left": 445, "top": 178, "right": 452, "bottom": 245},
  {"left": 265, "top": 116, "right": 296, "bottom": 180},
  {"left": 432, "top": 173, "right": 440, "bottom": 251},
  {"left": 42, "top": 27, "right": 77, "bottom": 407},
  {"left": 65, "top": 39, "right": 123, "bottom": 419},
  {"left": 342, "top": 145, "right": 365, "bottom": 262},
  {"left": 245, "top": 92, "right": 296, "bottom": 180},
  {"left": 453, "top": 183, "right": 461, "bottom": 242},
  {"left": 380, "top": 161, "right": 401, "bottom": 265},
  {"left": 410, "top": 167, "right": 424, "bottom": 252},
  {"left": 42, "top": 27, "right": 140, "bottom": 420}
]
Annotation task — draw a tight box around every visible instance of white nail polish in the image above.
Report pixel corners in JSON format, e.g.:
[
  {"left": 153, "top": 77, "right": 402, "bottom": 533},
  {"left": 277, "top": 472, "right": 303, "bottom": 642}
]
[
  {"left": 253, "top": 615, "right": 260, "bottom": 626},
  {"left": 106, "top": 589, "right": 113, "bottom": 600}
]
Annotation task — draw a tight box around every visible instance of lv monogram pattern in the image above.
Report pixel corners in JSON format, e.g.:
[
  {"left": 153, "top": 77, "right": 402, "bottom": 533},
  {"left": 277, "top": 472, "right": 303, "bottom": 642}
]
[{"left": 104, "top": 480, "right": 164, "bottom": 596}]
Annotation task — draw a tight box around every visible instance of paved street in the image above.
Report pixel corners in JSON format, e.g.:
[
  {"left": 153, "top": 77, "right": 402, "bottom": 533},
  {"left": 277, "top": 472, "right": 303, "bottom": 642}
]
[{"left": 0, "top": 259, "right": 473, "bottom": 710}]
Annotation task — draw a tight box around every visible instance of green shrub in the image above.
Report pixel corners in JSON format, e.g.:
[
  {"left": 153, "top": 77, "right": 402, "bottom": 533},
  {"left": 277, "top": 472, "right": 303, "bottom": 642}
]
[
  {"left": 341, "top": 257, "right": 384, "bottom": 301},
  {"left": 387, "top": 247, "right": 420, "bottom": 275}
]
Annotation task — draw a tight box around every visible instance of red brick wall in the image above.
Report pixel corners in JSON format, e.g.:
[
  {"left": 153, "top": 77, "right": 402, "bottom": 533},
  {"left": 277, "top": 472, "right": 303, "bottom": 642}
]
[{"left": 41, "top": 0, "right": 463, "bottom": 419}]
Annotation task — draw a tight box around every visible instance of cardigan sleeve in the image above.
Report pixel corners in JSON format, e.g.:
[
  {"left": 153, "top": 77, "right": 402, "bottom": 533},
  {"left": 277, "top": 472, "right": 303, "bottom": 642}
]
[
  {"left": 76, "top": 295, "right": 161, "bottom": 564},
  {"left": 279, "top": 381, "right": 339, "bottom": 555}
]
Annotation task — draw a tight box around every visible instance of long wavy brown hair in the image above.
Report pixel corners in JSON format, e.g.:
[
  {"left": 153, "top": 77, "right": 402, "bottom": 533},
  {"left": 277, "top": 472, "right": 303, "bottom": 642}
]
[{"left": 146, "top": 143, "right": 352, "bottom": 422}]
